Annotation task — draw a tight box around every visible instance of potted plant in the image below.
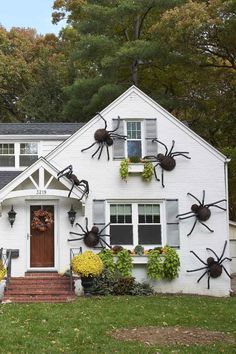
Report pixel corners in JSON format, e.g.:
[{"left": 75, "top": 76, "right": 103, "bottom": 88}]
[
  {"left": 71, "top": 251, "right": 104, "bottom": 296},
  {"left": 119, "top": 157, "right": 154, "bottom": 182}
]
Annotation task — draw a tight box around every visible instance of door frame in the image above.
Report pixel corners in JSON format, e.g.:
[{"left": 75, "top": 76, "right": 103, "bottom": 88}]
[{"left": 26, "top": 200, "right": 59, "bottom": 271}]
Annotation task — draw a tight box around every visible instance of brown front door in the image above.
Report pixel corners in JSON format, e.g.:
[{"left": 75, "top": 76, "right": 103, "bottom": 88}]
[{"left": 30, "top": 205, "right": 54, "bottom": 267}]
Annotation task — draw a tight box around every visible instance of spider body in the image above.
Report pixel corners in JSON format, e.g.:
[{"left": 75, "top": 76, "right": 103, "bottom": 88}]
[
  {"left": 144, "top": 139, "right": 190, "bottom": 187},
  {"left": 68, "top": 218, "right": 111, "bottom": 249},
  {"left": 187, "top": 241, "right": 232, "bottom": 289},
  {"left": 81, "top": 113, "right": 126, "bottom": 160},
  {"left": 57, "top": 165, "right": 89, "bottom": 200},
  {"left": 177, "top": 190, "right": 226, "bottom": 236}
]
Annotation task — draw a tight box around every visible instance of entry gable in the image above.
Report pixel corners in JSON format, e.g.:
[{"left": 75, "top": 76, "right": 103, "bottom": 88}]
[{"left": 0, "top": 157, "right": 86, "bottom": 202}]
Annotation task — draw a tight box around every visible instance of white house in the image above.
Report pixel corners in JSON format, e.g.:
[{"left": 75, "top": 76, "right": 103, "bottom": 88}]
[{"left": 0, "top": 86, "right": 231, "bottom": 298}]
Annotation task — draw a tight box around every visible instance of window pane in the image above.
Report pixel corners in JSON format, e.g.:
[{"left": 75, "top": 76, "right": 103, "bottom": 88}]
[
  {"left": 0, "top": 156, "right": 15, "bottom": 167},
  {"left": 146, "top": 215, "right": 152, "bottom": 223},
  {"left": 110, "top": 225, "right": 133, "bottom": 245},
  {"left": 110, "top": 204, "right": 117, "bottom": 215},
  {"left": 20, "top": 155, "right": 38, "bottom": 167},
  {"left": 20, "top": 143, "right": 38, "bottom": 154},
  {"left": 110, "top": 204, "right": 132, "bottom": 224},
  {"left": 124, "top": 205, "right": 132, "bottom": 215},
  {"left": 118, "top": 215, "right": 124, "bottom": 223},
  {"left": 110, "top": 215, "right": 116, "bottom": 223},
  {"left": 125, "top": 215, "right": 132, "bottom": 223},
  {"left": 0, "top": 144, "right": 14, "bottom": 155},
  {"left": 118, "top": 204, "right": 124, "bottom": 215},
  {"left": 138, "top": 204, "right": 160, "bottom": 224},
  {"left": 139, "top": 215, "right": 145, "bottom": 223},
  {"left": 138, "top": 225, "right": 161, "bottom": 245},
  {"left": 127, "top": 141, "right": 141, "bottom": 158}
]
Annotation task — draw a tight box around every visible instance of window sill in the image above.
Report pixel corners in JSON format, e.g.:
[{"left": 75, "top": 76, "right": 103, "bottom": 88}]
[
  {"left": 114, "top": 255, "right": 148, "bottom": 264},
  {"left": 128, "top": 163, "right": 144, "bottom": 174}
]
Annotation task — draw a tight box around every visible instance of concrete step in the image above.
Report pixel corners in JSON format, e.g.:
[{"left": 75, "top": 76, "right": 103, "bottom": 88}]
[{"left": 3, "top": 295, "right": 77, "bottom": 303}]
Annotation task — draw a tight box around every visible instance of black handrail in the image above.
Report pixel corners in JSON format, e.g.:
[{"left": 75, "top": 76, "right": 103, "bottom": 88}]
[
  {"left": 0, "top": 248, "right": 12, "bottom": 293},
  {"left": 69, "top": 247, "right": 82, "bottom": 292}
]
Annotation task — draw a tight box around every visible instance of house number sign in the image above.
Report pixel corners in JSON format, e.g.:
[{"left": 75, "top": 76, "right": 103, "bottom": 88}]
[{"left": 36, "top": 190, "right": 47, "bottom": 195}]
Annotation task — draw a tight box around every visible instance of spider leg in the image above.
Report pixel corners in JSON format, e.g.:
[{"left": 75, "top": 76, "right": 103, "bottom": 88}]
[
  {"left": 98, "top": 222, "right": 111, "bottom": 235},
  {"left": 81, "top": 141, "right": 97, "bottom": 152},
  {"left": 218, "top": 240, "right": 227, "bottom": 262},
  {"left": 85, "top": 217, "right": 89, "bottom": 233},
  {"left": 69, "top": 232, "right": 84, "bottom": 236},
  {"left": 202, "top": 190, "right": 205, "bottom": 206},
  {"left": 77, "top": 180, "right": 89, "bottom": 200},
  {"left": 96, "top": 112, "right": 107, "bottom": 129},
  {"left": 75, "top": 222, "right": 87, "bottom": 234},
  {"left": 92, "top": 144, "right": 102, "bottom": 158},
  {"left": 68, "top": 181, "right": 75, "bottom": 198},
  {"left": 190, "top": 250, "right": 207, "bottom": 265},
  {"left": 67, "top": 237, "right": 84, "bottom": 242},
  {"left": 220, "top": 257, "right": 232, "bottom": 264},
  {"left": 187, "top": 266, "right": 208, "bottom": 273},
  {"left": 168, "top": 140, "right": 175, "bottom": 156},
  {"left": 205, "top": 199, "right": 226, "bottom": 207},
  {"left": 108, "top": 115, "right": 120, "bottom": 133},
  {"left": 187, "top": 218, "right": 198, "bottom": 236},
  {"left": 206, "top": 247, "right": 219, "bottom": 261},
  {"left": 106, "top": 144, "right": 110, "bottom": 161},
  {"left": 152, "top": 139, "right": 168, "bottom": 155},
  {"left": 161, "top": 168, "right": 165, "bottom": 188},
  {"left": 198, "top": 270, "right": 209, "bottom": 285},
  {"left": 176, "top": 211, "right": 195, "bottom": 218},
  {"left": 153, "top": 164, "right": 160, "bottom": 181},
  {"left": 208, "top": 205, "right": 226, "bottom": 211},
  {"left": 207, "top": 273, "right": 211, "bottom": 289},
  {"left": 199, "top": 221, "right": 214, "bottom": 233},
  {"left": 171, "top": 153, "right": 191, "bottom": 159},
  {"left": 98, "top": 143, "right": 104, "bottom": 160},
  {"left": 143, "top": 155, "right": 157, "bottom": 161},
  {"left": 57, "top": 165, "right": 72, "bottom": 179},
  {"left": 110, "top": 133, "right": 127, "bottom": 139},
  {"left": 178, "top": 214, "right": 195, "bottom": 220},
  {"left": 99, "top": 237, "right": 112, "bottom": 249},
  {"left": 222, "top": 265, "right": 233, "bottom": 279},
  {"left": 187, "top": 192, "right": 201, "bottom": 206}
]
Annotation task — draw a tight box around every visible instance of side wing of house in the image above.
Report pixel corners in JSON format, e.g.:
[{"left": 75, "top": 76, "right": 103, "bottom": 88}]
[{"left": 47, "top": 86, "right": 230, "bottom": 296}]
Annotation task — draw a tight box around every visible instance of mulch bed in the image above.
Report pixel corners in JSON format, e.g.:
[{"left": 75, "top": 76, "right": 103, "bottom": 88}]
[{"left": 109, "top": 326, "right": 235, "bottom": 347}]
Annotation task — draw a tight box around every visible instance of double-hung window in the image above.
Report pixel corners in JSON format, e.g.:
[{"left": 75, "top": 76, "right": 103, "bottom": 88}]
[
  {"left": 109, "top": 202, "right": 162, "bottom": 247},
  {"left": 126, "top": 121, "right": 142, "bottom": 158},
  {"left": 0, "top": 143, "right": 15, "bottom": 167},
  {"left": 20, "top": 143, "right": 38, "bottom": 167}
]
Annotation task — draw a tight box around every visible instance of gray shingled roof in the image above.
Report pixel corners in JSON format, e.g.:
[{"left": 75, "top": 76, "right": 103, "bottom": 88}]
[
  {"left": 0, "top": 171, "right": 22, "bottom": 189},
  {"left": 0, "top": 123, "right": 84, "bottom": 135}
]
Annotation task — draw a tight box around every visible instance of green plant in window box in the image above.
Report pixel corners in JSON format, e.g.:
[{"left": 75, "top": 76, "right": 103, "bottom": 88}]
[
  {"left": 141, "top": 162, "right": 154, "bottom": 182},
  {"left": 129, "top": 155, "right": 142, "bottom": 163},
  {"left": 116, "top": 249, "right": 133, "bottom": 277},
  {"left": 162, "top": 246, "right": 180, "bottom": 280},
  {"left": 147, "top": 249, "right": 163, "bottom": 280},
  {"left": 119, "top": 159, "right": 129, "bottom": 182}
]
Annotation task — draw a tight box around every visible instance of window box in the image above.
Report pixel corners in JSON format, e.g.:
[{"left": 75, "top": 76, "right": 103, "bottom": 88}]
[
  {"left": 128, "top": 163, "right": 144, "bottom": 174},
  {"left": 113, "top": 255, "right": 148, "bottom": 264}
]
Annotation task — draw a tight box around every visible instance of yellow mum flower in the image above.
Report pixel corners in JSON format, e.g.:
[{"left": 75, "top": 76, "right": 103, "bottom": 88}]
[{"left": 71, "top": 251, "right": 104, "bottom": 277}]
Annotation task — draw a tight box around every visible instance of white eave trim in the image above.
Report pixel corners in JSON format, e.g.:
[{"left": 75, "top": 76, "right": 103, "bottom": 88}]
[
  {"left": 0, "top": 134, "right": 71, "bottom": 141},
  {"left": 46, "top": 85, "right": 227, "bottom": 163}
]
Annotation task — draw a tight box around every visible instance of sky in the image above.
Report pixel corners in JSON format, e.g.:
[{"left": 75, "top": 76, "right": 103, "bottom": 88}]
[{"left": 0, "top": 0, "right": 66, "bottom": 35}]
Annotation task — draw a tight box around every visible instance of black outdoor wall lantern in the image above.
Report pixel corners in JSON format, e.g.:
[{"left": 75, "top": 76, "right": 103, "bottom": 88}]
[
  {"left": 68, "top": 205, "right": 76, "bottom": 226},
  {"left": 8, "top": 205, "right": 17, "bottom": 228}
]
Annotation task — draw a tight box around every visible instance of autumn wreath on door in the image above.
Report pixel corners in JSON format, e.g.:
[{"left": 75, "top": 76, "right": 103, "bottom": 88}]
[{"left": 31, "top": 209, "right": 54, "bottom": 232}]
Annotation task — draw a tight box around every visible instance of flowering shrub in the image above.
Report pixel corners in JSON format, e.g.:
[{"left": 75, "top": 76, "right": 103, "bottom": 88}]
[
  {"left": 0, "top": 260, "right": 6, "bottom": 281},
  {"left": 71, "top": 251, "right": 104, "bottom": 277}
]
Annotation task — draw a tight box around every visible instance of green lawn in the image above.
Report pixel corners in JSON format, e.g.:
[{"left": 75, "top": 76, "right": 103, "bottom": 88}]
[{"left": 0, "top": 295, "right": 236, "bottom": 354}]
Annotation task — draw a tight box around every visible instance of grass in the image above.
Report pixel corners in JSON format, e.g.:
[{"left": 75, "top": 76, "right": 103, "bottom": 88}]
[{"left": 0, "top": 295, "right": 236, "bottom": 353}]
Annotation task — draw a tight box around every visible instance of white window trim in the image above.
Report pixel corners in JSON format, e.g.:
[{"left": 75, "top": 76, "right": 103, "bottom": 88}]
[
  {"left": 107, "top": 200, "right": 166, "bottom": 249},
  {"left": 0, "top": 141, "right": 40, "bottom": 171},
  {"left": 124, "top": 120, "right": 145, "bottom": 159}
]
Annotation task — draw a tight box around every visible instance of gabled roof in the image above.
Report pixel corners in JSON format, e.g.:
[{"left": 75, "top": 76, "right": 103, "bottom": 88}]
[
  {"left": 0, "top": 157, "right": 86, "bottom": 202},
  {"left": 47, "top": 85, "right": 227, "bottom": 162},
  {"left": 0, "top": 123, "right": 84, "bottom": 135},
  {"left": 0, "top": 171, "right": 22, "bottom": 189}
]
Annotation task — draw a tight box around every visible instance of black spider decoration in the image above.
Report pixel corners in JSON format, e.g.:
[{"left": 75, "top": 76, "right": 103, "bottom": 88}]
[
  {"left": 187, "top": 241, "right": 232, "bottom": 289},
  {"left": 143, "top": 139, "right": 190, "bottom": 187},
  {"left": 81, "top": 113, "right": 126, "bottom": 160},
  {"left": 68, "top": 217, "right": 111, "bottom": 249},
  {"left": 176, "top": 190, "right": 226, "bottom": 236},
  {"left": 57, "top": 165, "right": 89, "bottom": 200}
]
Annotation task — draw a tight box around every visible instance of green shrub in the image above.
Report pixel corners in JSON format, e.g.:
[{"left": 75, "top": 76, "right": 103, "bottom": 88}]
[
  {"left": 147, "top": 249, "right": 163, "bottom": 280},
  {"left": 98, "top": 249, "right": 115, "bottom": 273},
  {"left": 162, "top": 246, "right": 180, "bottom": 279},
  {"left": 142, "top": 162, "right": 154, "bottom": 182},
  {"left": 116, "top": 249, "right": 133, "bottom": 277}
]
